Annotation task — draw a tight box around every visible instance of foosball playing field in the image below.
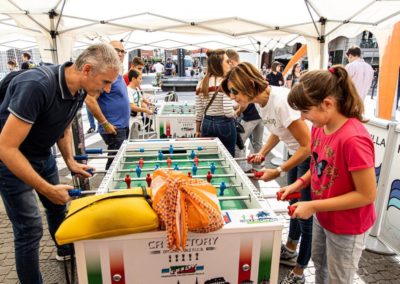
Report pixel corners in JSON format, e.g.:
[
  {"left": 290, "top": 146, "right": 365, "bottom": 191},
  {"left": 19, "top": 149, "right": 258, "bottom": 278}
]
[{"left": 74, "top": 138, "right": 284, "bottom": 284}]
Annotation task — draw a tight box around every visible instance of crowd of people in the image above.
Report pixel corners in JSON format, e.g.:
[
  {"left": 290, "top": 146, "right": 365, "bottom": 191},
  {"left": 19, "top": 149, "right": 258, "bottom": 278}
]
[{"left": 0, "top": 42, "right": 378, "bottom": 284}]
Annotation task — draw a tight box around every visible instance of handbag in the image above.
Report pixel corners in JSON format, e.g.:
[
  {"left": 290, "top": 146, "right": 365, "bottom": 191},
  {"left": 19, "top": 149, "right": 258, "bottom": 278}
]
[
  {"left": 55, "top": 188, "right": 159, "bottom": 245},
  {"left": 235, "top": 120, "right": 245, "bottom": 133}
]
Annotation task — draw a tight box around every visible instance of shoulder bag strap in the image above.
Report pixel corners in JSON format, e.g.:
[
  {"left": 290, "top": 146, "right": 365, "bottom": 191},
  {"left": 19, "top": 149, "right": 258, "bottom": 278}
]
[{"left": 203, "top": 78, "right": 219, "bottom": 117}]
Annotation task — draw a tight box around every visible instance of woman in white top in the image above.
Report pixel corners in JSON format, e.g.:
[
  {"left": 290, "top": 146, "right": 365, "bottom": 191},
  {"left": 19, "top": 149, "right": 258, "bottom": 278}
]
[
  {"left": 195, "top": 49, "right": 235, "bottom": 156},
  {"left": 221, "top": 62, "right": 312, "bottom": 284}
]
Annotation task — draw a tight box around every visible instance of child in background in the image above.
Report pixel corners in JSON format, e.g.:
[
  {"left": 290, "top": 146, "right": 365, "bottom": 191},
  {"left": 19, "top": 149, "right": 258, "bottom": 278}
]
[
  {"left": 282, "top": 65, "right": 376, "bottom": 284},
  {"left": 127, "top": 69, "right": 153, "bottom": 139}
]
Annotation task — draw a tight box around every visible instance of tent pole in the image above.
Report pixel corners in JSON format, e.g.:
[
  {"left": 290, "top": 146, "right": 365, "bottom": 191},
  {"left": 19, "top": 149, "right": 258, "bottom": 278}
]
[
  {"left": 257, "top": 41, "right": 261, "bottom": 69},
  {"left": 319, "top": 17, "right": 326, "bottom": 69},
  {"left": 49, "top": 9, "right": 59, "bottom": 64}
]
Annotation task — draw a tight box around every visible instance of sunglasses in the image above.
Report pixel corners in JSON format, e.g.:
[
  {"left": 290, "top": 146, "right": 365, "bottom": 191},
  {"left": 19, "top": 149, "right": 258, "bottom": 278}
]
[
  {"left": 114, "top": 48, "right": 127, "bottom": 55},
  {"left": 229, "top": 87, "right": 239, "bottom": 95}
]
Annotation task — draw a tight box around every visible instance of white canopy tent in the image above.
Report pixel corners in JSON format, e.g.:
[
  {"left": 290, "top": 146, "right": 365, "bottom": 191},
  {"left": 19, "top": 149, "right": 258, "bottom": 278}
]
[{"left": 1, "top": 0, "right": 400, "bottom": 70}]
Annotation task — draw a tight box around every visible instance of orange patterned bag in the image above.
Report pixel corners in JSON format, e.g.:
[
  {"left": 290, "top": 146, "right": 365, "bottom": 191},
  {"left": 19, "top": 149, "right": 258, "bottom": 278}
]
[{"left": 151, "top": 169, "right": 224, "bottom": 250}]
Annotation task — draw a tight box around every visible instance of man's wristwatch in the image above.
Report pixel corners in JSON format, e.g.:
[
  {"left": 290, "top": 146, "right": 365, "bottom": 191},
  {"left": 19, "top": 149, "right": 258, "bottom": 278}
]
[{"left": 276, "top": 166, "right": 285, "bottom": 177}]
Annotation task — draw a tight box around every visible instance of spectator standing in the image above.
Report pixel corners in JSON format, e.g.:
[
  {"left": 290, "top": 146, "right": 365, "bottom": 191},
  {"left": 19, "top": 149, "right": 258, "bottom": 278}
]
[
  {"left": 85, "top": 40, "right": 130, "bottom": 170},
  {"left": 7, "top": 60, "right": 18, "bottom": 71},
  {"left": 195, "top": 49, "right": 236, "bottom": 156},
  {"left": 153, "top": 61, "right": 164, "bottom": 74},
  {"left": 127, "top": 69, "right": 153, "bottom": 139},
  {"left": 164, "top": 58, "right": 174, "bottom": 76},
  {"left": 286, "top": 63, "right": 302, "bottom": 89},
  {"left": 345, "top": 45, "right": 374, "bottom": 101},
  {"left": 20, "top": 52, "right": 36, "bottom": 70},
  {"left": 123, "top": 56, "right": 144, "bottom": 85},
  {"left": 267, "top": 61, "right": 284, "bottom": 86}
]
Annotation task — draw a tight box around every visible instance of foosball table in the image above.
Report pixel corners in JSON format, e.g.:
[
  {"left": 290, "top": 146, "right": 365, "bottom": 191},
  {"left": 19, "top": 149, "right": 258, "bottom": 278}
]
[
  {"left": 155, "top": 102, "right": 196, "bottom": 139},
  {"left": 74, "top": 138, "right": 283, "bottom": 284}
]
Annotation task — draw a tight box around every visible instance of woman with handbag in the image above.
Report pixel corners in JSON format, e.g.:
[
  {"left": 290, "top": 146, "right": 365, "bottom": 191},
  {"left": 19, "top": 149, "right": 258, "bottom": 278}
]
[
  {"left": 195, "top": 49, "right": 236, "bottom": 156},
  {"left": 221, "top": 62, "right": 312, "bottom": 284}
]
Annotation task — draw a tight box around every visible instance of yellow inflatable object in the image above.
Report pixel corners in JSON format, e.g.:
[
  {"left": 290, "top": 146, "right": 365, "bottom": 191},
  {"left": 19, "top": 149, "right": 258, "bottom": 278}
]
[{"left": 55, "top": 188, "right": 159, "bottom": 245}]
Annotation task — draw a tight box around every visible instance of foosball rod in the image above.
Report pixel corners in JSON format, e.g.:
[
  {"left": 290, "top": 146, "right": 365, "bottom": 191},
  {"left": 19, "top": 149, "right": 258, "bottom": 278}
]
[
  {"left": 68, "top": 189, "right": 251, "bottom": 201},
  {"left": 75, "top": 152, "right": 216, "bottom": 160},
  {"left": 113, "top": 172, "right": 260, "bottom": 182},
  {"left": 113, "top": 165, "right": 230, "bottom": 173},
  {"left": 85, "top": 146, "right": 218, "bottom": 155},
  {"left": 120, "top": 157, "right": 226, "bottom": 164},
  {"left": 124, "top": 146, "right": 217, "bottom": 153}
]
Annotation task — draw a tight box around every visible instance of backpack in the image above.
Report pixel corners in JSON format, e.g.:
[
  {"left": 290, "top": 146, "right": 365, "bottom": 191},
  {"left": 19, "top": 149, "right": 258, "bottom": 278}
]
[{"left": 0, "top": 66, "right": 56, "bottom": 106}]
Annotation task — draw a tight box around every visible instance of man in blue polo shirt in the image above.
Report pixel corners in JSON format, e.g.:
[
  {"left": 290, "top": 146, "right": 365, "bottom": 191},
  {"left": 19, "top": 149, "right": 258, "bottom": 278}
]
[
  {"left": 85, "top": 40, "right": 131, "bottom": 169},
  {"left": 0, "top": 43, "right": 120, "bottom": 284}
]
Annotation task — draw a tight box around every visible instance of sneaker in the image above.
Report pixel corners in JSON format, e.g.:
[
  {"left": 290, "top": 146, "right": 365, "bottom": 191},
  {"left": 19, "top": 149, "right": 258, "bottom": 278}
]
[
  {"left": 280, "top": 244, "right": 298, "bottom": 267},
  {"left": 280, "top": 271, "right": 305, "bottom": 284},
  {"left": 55, "top": 244, "right": 74, "bottom": 262},
  {"left": 55, "top": 253, "right": 72, "bottom": 262},
  {"left": 87, "top": 127, "right": 95, "bottom": 134}
]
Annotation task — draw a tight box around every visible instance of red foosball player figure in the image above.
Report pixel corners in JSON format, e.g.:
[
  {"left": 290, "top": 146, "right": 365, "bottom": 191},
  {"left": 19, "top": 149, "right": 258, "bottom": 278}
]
[
  {"left": 146, "top": 173, "right": 152, "bottom": 187},
  {"left": 206, "top": 171, "right": 213, "bottom": 183},
  {"left": 193, "top": 156, "right": 199, "bottom": 166},
  {"left": 139, "top": 158, "right": 144, "bottom": 169},
  {"left": 166, "top": 156, "right": 172, "bottom": 167},
  {"left": 187, "top": 172, "right": 192, "bottom": 178},
  {"left": 125, "top": 174, "right": 131, "bottom": 189}
]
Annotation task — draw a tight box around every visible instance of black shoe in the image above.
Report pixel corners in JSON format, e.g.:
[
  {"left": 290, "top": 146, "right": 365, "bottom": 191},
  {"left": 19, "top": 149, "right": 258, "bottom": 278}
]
[
  {"left": 87, "top": 127, "right": 95, "bottom": 133},
  {"left": 56, "top": 244, "right": 74, "bottom": 262}
]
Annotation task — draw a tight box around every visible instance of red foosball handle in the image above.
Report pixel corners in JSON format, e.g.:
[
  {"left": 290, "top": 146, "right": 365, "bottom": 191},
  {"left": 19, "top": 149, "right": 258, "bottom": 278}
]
[
  {"left": 277, "top": 191, "right": 301, "bottom": 201},
  {"left": 288, "top": 205, "right": 298, "bottom": 216},
  {"left": 254, "top": 171, "right": 264, "bottom": 178},
  {"left": 247, "top": 155, "right": 265, "bottom": 163}
]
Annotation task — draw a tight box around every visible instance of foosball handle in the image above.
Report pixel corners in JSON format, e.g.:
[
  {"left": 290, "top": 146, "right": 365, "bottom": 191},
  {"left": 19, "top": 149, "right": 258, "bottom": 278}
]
[
  {"left": 288, "top": 205, "right": 298, "bottom": 217},
  {"left": 71, "top": 169, "right": 94, "bottom": 176},
  {"left": 254, "top": 171, "right": 264, "bottom": 178},
  {"left": 85, "top": 148, "right": 103, "bottom": 154},
  {"left": 277, "top": 191, "right": 301, "bottom": 201},
  {"left": 68, "top": 189, "right": 82, "bottom": 197},
  {"left": 74, "top": 154, "right": 88, "bottom": 161},
  {"left": 247, "top": 155, "right": 265, "bottom": 163}
]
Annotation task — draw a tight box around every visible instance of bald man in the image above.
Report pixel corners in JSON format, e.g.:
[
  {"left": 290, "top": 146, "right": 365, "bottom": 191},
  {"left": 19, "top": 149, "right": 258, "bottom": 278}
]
[{"left": 85, "top": 41, "right": 130, "bottom": 169}]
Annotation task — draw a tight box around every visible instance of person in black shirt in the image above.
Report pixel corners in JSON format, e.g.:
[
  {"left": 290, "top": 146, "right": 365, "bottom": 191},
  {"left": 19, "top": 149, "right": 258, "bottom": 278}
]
[
  {"left": 0, "top": 43, "right": 121, "bottom": 284},
  {"left": 266, "top": 61, "right": 284, "bottom": 86}
]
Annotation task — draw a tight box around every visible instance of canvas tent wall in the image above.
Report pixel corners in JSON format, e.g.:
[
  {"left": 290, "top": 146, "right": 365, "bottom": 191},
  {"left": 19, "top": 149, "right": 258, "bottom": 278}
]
[{"left": 1, "top": 0, "right": 400, "bottom": 113}]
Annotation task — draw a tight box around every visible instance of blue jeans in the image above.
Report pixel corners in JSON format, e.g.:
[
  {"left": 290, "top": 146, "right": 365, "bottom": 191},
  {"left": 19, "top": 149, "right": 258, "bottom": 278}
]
[
  {"left": 86, "top": 105, "right": 97, "bottom": 129},
  {"left": 287, "top": 156, "right": 312, "bottom": 268},
  {"left": 0, "top": 156, "right": 69, "bottom": 284},
  {"left": 201, "top": 115, "right": 237, "bottom": 157},
  {"left": 100, "top": 127, "right": 129, "bottom": 170}
]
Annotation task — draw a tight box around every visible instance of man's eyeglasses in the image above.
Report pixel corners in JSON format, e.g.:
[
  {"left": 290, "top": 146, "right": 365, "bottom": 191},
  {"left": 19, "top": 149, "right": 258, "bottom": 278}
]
[
  {"left": 230, "top": 87, "right": 239, "bottom": 95},
  {"left": 114, "top": 48, "right": 127, "bottom": 55}
]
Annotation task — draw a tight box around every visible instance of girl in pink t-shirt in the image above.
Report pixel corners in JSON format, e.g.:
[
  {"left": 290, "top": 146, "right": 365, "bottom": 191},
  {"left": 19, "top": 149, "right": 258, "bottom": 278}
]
[{"left": 282, "top": 65, "right": 376, "bottom": 284}]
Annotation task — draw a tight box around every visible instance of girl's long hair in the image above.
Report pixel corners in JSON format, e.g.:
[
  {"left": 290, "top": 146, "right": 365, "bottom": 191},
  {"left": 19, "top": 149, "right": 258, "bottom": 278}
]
[{"left": 287, "top": 65, "right": 365, "bottom": 121}]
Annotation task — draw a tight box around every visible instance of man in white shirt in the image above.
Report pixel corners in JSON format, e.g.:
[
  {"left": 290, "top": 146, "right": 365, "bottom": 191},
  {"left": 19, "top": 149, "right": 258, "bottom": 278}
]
[
  {"left": 345, "top": 45, "right": 374, "bottom": 101},
  {"left": 152, "top": 61, "right": 164, "bottom": 74}
]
